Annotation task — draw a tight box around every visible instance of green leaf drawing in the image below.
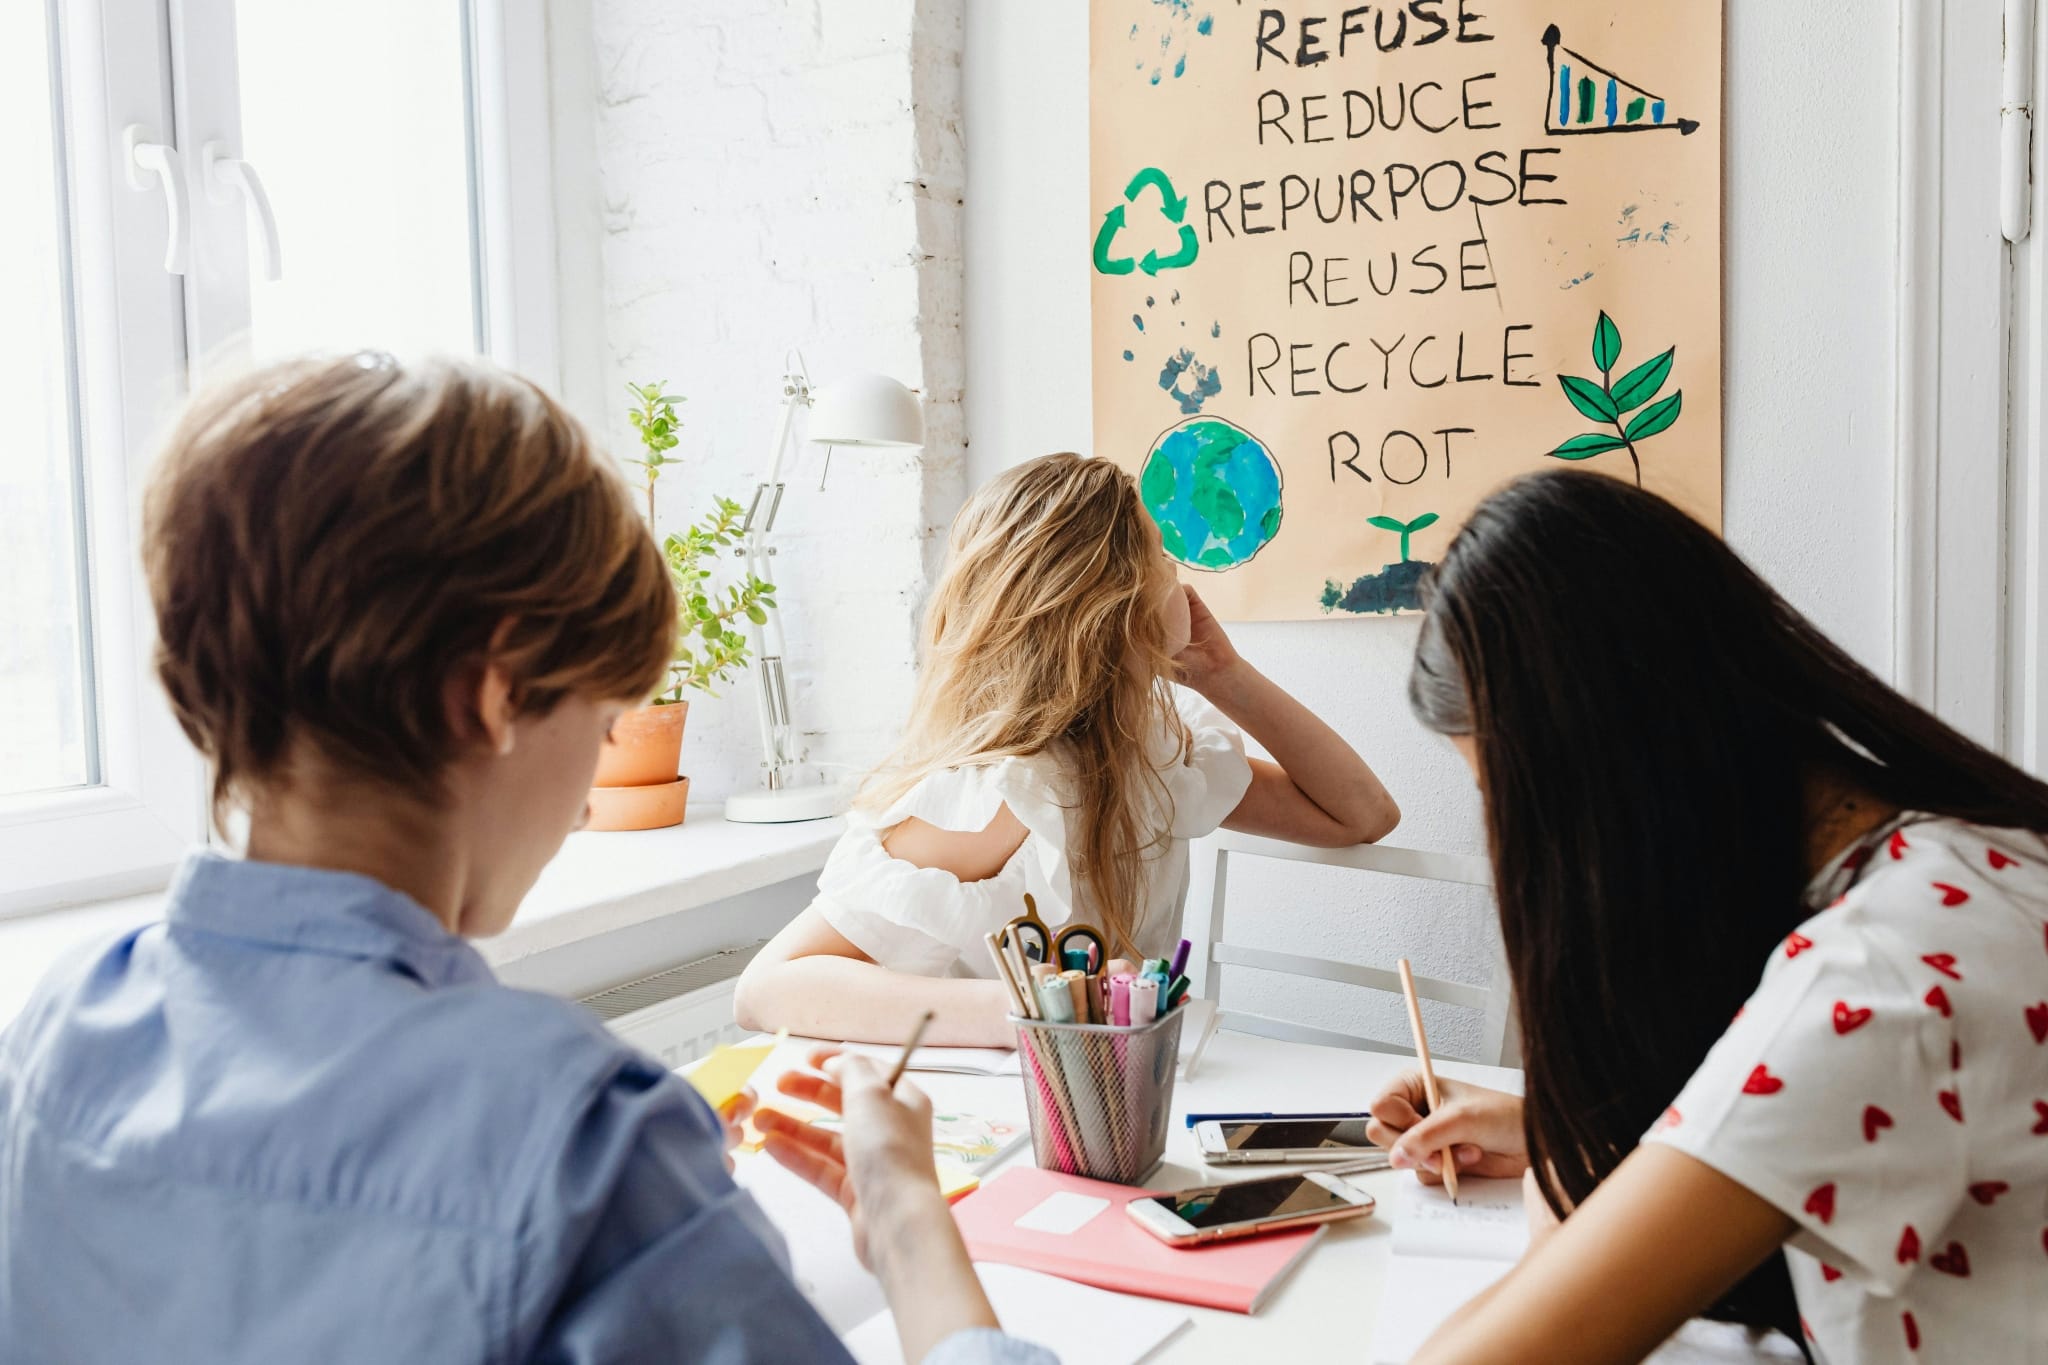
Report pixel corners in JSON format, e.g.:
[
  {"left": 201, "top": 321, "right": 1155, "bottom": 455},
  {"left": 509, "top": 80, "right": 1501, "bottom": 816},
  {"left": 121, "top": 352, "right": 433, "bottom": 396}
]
[
  {"left": 1558, "top": 375, "right": 1619, "bottom": 423},
  {"left": 1625, "top": 390, "right": 1684, "bottom": 442},
  {"left": 1592, "top": 312, "right": 1622, "bottom": 373},
  {"left": 1609, "top": 347, "right": 1675, "bottom": 413},
  {"left": 1547, "top": 433, "right": 1629, "bottom": 460},
  {"left": 1542, "top": 313, "right": 1682, "bottom": 486},
  {"left": 1368, "top": 511, "right": 1440, "bottom": 563}
]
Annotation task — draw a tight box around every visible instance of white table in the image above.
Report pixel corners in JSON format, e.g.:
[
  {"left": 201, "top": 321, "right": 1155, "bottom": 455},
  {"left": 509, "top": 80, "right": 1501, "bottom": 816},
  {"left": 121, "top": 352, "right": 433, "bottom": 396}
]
[{"left": 737, "top": 1028, "right": 1524, "bottom": 1362}]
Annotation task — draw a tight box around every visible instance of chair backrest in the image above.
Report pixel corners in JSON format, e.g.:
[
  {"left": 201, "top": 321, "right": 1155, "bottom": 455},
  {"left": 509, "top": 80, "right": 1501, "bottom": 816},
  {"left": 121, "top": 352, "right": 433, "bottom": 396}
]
[{"left": 1180, "top": 829, "right": 1516, "bottom": 1066}]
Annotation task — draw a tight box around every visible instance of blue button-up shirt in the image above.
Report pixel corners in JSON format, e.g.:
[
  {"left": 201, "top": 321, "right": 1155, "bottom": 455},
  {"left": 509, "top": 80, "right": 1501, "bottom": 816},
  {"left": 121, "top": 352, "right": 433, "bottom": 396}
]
[{"left": 0, "top": 854, "right": 1052, "bottom": 1364}]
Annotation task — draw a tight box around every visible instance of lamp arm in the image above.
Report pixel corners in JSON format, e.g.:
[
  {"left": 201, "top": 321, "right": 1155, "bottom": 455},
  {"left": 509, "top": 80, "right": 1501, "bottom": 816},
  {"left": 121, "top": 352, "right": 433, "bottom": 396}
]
[{"left": 743, "top": 383, "right": 806, "bottom": 788}]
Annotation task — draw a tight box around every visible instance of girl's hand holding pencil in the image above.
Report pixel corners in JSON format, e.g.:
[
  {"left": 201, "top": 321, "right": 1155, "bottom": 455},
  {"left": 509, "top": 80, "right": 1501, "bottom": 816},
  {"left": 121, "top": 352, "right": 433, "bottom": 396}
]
[{"left": 1364, "top": 1072, "right": 1529, "bottom": 1185}]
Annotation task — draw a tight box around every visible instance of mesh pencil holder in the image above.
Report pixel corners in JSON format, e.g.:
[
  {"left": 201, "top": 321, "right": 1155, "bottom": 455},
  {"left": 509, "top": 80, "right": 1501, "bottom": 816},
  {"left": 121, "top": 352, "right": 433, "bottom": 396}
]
[{"left": 1010, "top": 1008, "right": 1184, "bottom": 1184}]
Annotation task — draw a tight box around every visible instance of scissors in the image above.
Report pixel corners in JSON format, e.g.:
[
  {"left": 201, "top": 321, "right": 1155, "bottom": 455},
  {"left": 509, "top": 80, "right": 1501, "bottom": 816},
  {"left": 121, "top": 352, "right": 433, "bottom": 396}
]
[
  {"left": 1001, "top": 904, "right": 1056, "bottom": 966},
  {"left": 1053, "top": 924, "right": 1108, "bottom": 974}
]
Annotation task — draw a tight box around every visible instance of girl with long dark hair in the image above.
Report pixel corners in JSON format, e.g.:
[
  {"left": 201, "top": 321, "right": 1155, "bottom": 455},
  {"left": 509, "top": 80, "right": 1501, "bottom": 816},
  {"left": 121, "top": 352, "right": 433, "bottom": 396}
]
[{"left": 1365, "top": 470, "right": 2048, "bottom": 1363}]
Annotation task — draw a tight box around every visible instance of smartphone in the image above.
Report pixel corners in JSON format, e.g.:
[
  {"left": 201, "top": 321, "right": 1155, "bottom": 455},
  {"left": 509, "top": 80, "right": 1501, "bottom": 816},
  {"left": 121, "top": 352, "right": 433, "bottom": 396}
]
[
  {"left": 1194, "top": 1115, "right": 1382, "bottom": 1165},
  {"left": 1127, "top": 1169, "right": 1377, "bottom": 1246}
]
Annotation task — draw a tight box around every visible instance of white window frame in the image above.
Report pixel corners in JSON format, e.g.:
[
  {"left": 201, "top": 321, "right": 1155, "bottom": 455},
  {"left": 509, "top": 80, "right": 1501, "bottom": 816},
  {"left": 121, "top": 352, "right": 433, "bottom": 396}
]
[
  {"left": 0, "top": 0, "right": 562, "bottom": 916},
  {"left": 0, "top": 0, "right": 205, "bottom": 915}
]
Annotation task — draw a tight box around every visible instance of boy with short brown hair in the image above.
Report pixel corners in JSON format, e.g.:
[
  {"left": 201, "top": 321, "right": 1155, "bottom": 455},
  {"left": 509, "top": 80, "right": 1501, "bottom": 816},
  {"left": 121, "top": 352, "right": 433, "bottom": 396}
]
[{"left": 0, "top": 353, "right": 1037, "bottom": 1365}]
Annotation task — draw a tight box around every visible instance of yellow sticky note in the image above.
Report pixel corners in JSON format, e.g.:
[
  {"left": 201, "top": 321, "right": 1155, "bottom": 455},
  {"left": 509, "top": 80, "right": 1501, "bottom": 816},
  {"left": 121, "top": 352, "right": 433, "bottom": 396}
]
[
  {"left": 685, "top": 1034, "right": 781, "bottom": 1114},
  {"left": 937, "top": 1162, "right": 980, "bottom": 1203}
]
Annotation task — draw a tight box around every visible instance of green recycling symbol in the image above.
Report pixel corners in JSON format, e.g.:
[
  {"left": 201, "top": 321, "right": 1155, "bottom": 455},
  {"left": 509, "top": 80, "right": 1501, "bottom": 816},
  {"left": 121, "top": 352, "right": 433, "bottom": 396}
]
[{"left": 1093, "top": 167, "right": 1199, "bottom": 277}]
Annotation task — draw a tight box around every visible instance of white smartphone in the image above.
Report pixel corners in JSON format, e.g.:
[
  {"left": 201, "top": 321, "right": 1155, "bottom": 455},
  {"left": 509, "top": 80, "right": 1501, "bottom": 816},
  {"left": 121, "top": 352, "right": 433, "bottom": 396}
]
[
  {"left": 1194, "top": 1115, "right": 1384, "bottom": 1165},
  {"left": 1125, "top": 1169, "right": 1377, "bottom": 1246}
]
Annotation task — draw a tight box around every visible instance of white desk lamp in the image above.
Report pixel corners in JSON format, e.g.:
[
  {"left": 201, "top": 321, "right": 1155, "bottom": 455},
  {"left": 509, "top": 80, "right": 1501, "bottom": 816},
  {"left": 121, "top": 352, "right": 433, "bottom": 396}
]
[{"left": 724, "top": 357, "right": 925, "bottom": 824}]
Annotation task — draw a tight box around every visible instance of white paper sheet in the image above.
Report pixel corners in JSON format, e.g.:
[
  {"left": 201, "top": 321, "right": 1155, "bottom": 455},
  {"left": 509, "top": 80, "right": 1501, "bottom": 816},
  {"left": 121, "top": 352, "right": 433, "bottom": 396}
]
[
  {"left": 1368, "top": 1175, "right": 1805, "bottom": 1364},
  {"left": 844, "top": 1264, "right": 1191, "bottom": 1365}
]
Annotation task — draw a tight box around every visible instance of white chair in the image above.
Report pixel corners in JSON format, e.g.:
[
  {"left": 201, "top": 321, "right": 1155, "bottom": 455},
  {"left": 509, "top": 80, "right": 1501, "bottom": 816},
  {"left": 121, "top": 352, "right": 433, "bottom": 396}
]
[{"left": 1181, "top": 829, "right": 1516, "bottom": 1066}]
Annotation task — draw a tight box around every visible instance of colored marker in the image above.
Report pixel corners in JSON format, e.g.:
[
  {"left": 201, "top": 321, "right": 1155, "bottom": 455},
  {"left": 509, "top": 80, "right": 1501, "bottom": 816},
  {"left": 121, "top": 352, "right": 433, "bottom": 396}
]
[
  {"left": 1169, "top": 938, "right": 1192, "bottom": 981},
  {"left": 1110, "top": 974, "right": 1133, "bottom": 1026},
  {"left": 1036, "top": 976, "right": 1076, "bottom": 1023},
  {"left": 1166, "top": 974, "right": 1191, "bottom": 1009},
  {"left": 1130, "top": 977, "right": 1159, "bottom": 1024}
]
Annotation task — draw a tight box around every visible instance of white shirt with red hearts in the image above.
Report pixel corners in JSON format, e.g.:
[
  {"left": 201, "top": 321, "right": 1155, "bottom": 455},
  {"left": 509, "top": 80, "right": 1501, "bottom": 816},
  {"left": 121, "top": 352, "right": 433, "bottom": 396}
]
[{"left": 1645, "top": 813, "right": 2048, "bottom": 1364}]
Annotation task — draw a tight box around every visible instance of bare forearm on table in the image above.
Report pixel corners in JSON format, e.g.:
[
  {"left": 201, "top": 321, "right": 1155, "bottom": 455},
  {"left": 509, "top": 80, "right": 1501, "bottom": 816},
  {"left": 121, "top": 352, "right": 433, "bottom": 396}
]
[{"left": 735, "top": 955, "right": 1017, "bottom": 1048}]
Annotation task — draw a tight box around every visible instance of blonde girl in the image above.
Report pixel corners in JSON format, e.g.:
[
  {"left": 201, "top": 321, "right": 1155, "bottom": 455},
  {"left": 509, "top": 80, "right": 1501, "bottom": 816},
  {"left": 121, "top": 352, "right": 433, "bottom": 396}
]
[{"left": 735, "top": 453, "right": 1399, "bottom": 1047}]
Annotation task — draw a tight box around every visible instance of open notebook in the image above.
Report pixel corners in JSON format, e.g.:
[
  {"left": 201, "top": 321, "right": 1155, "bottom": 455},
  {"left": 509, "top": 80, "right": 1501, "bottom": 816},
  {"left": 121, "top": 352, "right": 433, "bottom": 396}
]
[{"left": 1368, "top": 1177, "right": 1805, "bottom": 1364}]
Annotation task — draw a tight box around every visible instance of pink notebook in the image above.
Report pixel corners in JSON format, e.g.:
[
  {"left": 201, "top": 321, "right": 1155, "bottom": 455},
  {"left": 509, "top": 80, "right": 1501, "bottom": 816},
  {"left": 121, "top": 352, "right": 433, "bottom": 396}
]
[{"left": 951, "top": 1167, "right": 1326, "bottom": 1315}]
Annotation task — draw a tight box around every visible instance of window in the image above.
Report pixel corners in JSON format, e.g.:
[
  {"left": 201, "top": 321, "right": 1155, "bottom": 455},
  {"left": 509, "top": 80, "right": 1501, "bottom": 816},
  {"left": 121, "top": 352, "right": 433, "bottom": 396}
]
[{"left": 0, "top": 0, "right": 554, "bottom": 913}]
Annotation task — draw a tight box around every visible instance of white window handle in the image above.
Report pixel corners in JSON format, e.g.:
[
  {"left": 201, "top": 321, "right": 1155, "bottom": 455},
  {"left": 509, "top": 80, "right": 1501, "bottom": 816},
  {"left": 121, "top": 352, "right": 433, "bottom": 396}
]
[
  {"left": 201, "top": 141, "right": 282, "bottom": 281},
  {"left": 122, "top": 125, "right": 189, "bottom": 276}
]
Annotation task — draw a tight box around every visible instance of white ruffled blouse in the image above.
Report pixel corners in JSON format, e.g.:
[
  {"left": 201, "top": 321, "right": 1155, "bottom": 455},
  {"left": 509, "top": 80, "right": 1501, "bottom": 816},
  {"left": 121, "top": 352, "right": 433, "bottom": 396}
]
[{"left": 813, "top": 687, "right": 1254, "bottom": 978}]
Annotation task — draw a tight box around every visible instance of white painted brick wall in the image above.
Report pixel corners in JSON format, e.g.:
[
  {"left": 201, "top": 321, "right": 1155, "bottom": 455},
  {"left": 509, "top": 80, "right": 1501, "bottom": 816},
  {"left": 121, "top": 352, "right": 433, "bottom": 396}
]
[{"left": 567, "top": 0, "right": 965, "bottom": 803}]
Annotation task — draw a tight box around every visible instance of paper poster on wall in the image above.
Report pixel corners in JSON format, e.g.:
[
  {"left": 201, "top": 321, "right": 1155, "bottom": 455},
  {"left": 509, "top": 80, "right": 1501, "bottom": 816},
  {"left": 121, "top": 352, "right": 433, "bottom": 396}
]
[{"left": 1089, "top": 2, "right": 1723, "bottom": 620}]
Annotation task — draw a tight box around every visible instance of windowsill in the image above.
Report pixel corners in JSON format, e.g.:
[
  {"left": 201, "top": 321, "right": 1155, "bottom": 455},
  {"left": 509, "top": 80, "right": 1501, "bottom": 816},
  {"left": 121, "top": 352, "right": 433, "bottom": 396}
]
[
  {"left": 477, "top": 806, "right": 843, "bottom": 968},
  {"left": 0, "top": 804, "right": 842, "bottom": 1029}
]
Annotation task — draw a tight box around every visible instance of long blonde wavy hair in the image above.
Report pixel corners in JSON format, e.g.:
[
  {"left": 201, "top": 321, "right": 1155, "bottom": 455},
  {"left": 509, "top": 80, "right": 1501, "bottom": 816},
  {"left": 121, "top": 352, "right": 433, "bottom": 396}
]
[{"left": 860, "top": 453, "right": 1192, "bottom": 955}]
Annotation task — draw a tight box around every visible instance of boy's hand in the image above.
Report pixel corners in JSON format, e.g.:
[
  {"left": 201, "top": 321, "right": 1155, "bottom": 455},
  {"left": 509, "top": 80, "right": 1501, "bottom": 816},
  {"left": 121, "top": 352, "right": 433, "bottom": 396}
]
[
  {"left": 757, "top": 1048, "right": 948, "bottom": 1270},
  {"left": 1365, "top": 1072, "right": 1529, "bottom": 1184},
  {"left": 1173, "top": 587, "right": 1244, "bottom": 693},
  {"left": 717, "top": 1089, "right": 756, "bottom": 1172}
]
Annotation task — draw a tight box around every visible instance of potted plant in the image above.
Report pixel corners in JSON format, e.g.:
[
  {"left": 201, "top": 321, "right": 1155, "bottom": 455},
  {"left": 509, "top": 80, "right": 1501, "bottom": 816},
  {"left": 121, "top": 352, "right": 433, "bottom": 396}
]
[{"left": 587, "top": 382, "right": 775, "bottom": 831}]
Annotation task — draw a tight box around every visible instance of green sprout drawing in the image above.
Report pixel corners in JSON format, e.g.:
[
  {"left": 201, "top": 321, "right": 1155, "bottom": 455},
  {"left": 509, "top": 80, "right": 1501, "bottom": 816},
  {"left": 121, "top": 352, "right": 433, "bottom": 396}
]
[
  {"left": 1369, "top": 511, "right": 1439, "bottom": 563},
  {"left": 1546, "top": 311, "right": 1682, "bottom": 486}
]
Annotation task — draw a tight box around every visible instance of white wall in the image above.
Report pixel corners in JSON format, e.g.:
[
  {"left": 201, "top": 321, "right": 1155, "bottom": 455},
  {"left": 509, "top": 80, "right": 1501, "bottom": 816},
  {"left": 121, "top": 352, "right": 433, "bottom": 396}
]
[
  {"left": 964, "top": 2, "right": 1900, "bottom": 1057},
  {"left": 552, "top": 0, "right": 965, "bottom": 805}
]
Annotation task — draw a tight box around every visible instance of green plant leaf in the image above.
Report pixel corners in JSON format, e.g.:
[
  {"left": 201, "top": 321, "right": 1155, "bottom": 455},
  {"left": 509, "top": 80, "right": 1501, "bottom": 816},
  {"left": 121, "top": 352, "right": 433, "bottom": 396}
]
[
  {"left": 1558, "top": 375, "right": 1618, "bottom": 423},
  {"left": 1366, "top": 515, "right": 1407, "bottom": 532},
  {"left": 1624, "top": 390, "right": 1683, "bottom": 441},
  {"left": 1547, "top": 433, "right": 1629, "bottom": 460},
  {"left": 1592, "top": 312, "right": 1622, "bottom": 372},
  {"left": 1609, "top": 347, "right": 1675, "bottom": 413},
  {"left": 1404, "top": 512, "right": 1440, "bottom": 533}
]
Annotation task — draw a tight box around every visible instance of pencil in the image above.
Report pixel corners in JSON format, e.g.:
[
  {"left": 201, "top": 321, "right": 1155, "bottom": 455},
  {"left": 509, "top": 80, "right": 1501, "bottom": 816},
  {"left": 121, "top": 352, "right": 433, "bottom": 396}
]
[
  {"left": 1396, "top": 958, "right": 1458, "bottom": 1204},
  {"left": 885, "top": 1009, "right": 936, "bottom": 1089},
  {"left": 984, "top": 932, "right": 1031, "bottom": 1019}
]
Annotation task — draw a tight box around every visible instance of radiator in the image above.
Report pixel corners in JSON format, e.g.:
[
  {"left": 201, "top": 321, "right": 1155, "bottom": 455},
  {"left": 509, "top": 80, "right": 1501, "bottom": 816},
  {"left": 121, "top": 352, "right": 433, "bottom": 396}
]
[{"left": 580, "top": 941, "right": 766, "bottom": 1071}]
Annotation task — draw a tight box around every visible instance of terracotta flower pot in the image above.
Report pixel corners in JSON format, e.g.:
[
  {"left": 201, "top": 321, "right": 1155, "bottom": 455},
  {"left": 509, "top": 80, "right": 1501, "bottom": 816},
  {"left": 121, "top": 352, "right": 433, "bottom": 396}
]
[
  {"left": 594, "top": 701, "right": 687, "bottom": 788},
  {"left": 586, "top": 701, "right": 689, "bottom": 831}
]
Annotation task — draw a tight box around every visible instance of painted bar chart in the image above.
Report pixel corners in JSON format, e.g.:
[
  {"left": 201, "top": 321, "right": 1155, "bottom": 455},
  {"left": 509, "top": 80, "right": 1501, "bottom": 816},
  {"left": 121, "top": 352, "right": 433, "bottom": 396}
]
[{"left": 1543, "top": 23, "right": 1700, "bottom": 136}]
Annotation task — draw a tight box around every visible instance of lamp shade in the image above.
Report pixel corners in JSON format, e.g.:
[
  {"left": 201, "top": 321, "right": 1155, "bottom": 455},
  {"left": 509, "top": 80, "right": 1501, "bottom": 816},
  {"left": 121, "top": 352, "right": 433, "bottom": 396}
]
[{"left": 806, "top": 372, "right": 924, "bottom": 447}]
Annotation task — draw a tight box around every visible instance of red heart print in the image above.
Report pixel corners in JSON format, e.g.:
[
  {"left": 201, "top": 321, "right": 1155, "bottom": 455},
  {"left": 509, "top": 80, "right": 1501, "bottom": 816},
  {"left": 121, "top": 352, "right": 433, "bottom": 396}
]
[
  {"left": 1897, "top": 1224, "right": 1921, "bottom": 1263},
  {"left": 1657, "top": 1105, "right": 1682, "bottom": 1130},
  {"left": 1988, "top": 847, "right": 2017, "bottom": 870},
  {"left": 1903, "top": 1311, "right": 1920, "bottom": 1350},
  {"left": 1968, "top": 1180, "right": 2008, "bottom": 1206},
  {"left": 1938, "top": 1089, "right": 1963, "bottom": 1122},
  {"left": 1833, "top": 1001, "right": 1873, "bottom": 1034},
  {"left": 1742, "top": 1064, "right": 1784, "bottom": 1096},
  {"left": 1933, "top": 882, "right": 1970, "bottom": 907},
  {"left": 1929, "top": 1241, "right": 1970, "bottom": 1277},
  {"left": 1921, "top": 952, "right": 1962, "bottom": 980},
  {"left": 1926, "top": 985, "right": 1953, "bottom": 1018},
  {"left": 1800, "top": 1317, "right": 1814, "bottom": 1341},
  {"left": 1844, "top": 843, "right": 1872, "bottom": 871},
  {"left": 1820, "top": 1263, "right": 1842, "bottom": 1282},
  {"left": 1784, "top": 932, "right": 1814, "bottom": 959},
  {"left": 1862, "top": 1105, "right": 1894, "bottom": 1142},
  {"left": 1803, "top": 1182, "right": 1836, "bottom": 1224},
  {"left": 2034, "top": 1100, "right": 2048, "bottom": 1135},
  {"left": 1888, "top": 829, "right": 1910, "bottom": 860},
  {"left": 2028, "top": 1001, "right": 2048, "bottom": 1044}
]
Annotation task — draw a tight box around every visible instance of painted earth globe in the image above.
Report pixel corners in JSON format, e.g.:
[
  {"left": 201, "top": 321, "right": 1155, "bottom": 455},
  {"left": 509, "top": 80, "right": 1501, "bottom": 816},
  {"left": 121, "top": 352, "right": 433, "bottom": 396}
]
[{"left": 1138, "top": 416, "right": 1283, "bottom": 570}]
